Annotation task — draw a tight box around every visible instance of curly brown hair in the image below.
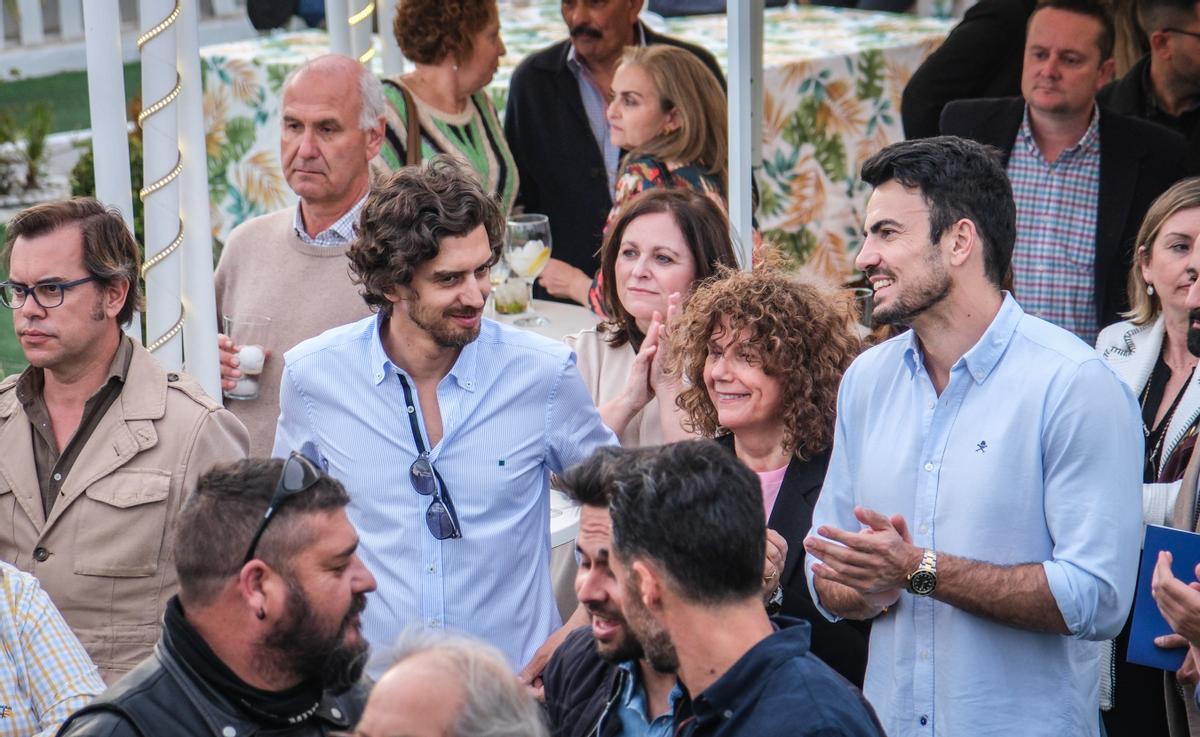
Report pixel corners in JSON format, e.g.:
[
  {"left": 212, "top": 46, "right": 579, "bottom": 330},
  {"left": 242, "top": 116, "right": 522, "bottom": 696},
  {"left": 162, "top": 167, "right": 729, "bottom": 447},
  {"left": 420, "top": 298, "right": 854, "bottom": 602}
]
[
  {"left": 348, "top": 155, "right": 504, "bottom": 313},
  {"left": 674, "top": 266, "right": 860, "bottom": 460},
  {"left": 392, "top": 0, "right": 496, "bottom": 65}
]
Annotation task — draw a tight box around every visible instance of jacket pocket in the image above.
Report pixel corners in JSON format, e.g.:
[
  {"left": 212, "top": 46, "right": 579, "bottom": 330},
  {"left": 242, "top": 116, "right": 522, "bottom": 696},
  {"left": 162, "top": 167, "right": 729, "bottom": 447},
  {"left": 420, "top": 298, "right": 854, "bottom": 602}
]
[{"left": 73, "top": 469, "right": 171, "bottom": 577}]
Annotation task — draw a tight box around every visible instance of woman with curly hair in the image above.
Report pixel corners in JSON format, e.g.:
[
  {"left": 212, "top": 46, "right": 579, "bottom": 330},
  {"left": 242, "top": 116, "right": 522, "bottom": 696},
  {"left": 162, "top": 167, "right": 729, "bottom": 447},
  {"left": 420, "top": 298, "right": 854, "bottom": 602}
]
[
  {"left": 374, "top": 0, "right": 517, "bottom": 214},
  {"left": 564, "top": 188, "right": 738, "bottom": 447},
  {"left": 673, "top": 265, "right": 870, "bottom": 687}
]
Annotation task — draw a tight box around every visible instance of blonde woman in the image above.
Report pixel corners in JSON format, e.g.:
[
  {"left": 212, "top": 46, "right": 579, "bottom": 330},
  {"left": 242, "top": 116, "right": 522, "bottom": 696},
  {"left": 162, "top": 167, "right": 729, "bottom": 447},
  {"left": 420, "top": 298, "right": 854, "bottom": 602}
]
[
  {"left": 1094, "top": 177, "right": 1200, "bottom": 737},
  {"left": 540, "top": 45, "right": 730, "bottom": 311}
]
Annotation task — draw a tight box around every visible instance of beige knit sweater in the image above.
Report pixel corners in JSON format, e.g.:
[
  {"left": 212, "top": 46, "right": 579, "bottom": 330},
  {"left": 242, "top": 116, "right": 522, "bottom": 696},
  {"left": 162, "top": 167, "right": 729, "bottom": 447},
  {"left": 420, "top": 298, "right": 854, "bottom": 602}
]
[{"left": 214, "top": 208, "right": 373, "bottom": 456}]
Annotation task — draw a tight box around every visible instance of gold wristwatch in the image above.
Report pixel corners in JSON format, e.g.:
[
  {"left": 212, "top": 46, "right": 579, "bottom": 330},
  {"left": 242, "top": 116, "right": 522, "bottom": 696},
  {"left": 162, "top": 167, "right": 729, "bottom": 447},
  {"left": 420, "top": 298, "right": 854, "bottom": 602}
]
[{"left": 907, "top": 549, "right": 938, "bottom": 596}]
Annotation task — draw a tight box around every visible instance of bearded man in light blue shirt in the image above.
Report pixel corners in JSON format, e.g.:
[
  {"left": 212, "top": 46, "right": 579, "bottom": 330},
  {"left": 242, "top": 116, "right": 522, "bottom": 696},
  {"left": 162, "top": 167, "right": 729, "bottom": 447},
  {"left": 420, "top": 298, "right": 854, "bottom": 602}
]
[
  {"left": 803, "top": 136, "right": 1143, "bottom": 737},
  {"left": 274, "top": 157, "right": 616, "bottom": 679}
]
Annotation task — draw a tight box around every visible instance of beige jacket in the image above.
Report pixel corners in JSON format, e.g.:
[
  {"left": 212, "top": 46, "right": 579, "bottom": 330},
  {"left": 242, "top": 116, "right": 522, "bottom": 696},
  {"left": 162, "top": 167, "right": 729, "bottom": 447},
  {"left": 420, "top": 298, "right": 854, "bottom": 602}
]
[{"left": 0, "top": 343, "right": 248, "bottom": 683}]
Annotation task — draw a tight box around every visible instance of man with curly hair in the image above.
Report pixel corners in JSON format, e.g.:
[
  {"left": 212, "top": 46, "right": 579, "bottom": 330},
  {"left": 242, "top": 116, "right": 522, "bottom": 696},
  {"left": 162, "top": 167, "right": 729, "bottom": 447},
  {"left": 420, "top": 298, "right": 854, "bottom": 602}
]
[
  {"left": 215, "top": 54, "right": 386, "bottom": 455},
  {"left": 803, "top": 136, "right": 1143, "bottom": 737},
  {"left": 273, "top": 156, "right": 615, "bottom": 680}
]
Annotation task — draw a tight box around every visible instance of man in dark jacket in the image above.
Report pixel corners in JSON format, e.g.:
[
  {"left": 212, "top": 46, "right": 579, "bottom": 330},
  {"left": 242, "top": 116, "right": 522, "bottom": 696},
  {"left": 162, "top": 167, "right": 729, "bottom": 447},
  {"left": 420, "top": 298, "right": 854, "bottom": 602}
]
[
  {"left": 940, "top": 0, "right": 1187, "bottom": 341},
  {"left": 1097, "top": 0, "right": 1200, "bottom": 170},
  {"left": 902, "top": 0, "right": 1038, "bottom": 139},
  {"left": 56, "top": 453, "right": 377, "bottom": 737},
  {"left": 504, "top": 0, "right": 723, "bottom": 305}
]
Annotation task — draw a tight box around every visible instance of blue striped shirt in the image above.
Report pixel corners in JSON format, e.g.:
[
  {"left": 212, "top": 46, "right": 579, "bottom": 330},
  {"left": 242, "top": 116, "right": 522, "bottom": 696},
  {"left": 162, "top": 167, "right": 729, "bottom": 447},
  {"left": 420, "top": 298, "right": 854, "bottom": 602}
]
[
  {"left": 1007, "top": 105, "right": 1102, "bottom": 344},
  {"left": 274, "top": 314, "right": 616, "bottom": 675},
  {"left": 0, "top": 562, "right": 104, "bottom": 737},
  {"left": 806, "top": 295, "right": 1142, "bottom": 737}
]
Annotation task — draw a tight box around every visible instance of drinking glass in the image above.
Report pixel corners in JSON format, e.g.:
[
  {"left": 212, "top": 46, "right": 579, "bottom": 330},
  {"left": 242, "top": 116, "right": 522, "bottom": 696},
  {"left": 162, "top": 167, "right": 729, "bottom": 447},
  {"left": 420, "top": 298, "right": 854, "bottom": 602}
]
[
  {"left": 503, "top": 214, "right": 552, "bottom": 327},
  {"left": 223, "top": 314, "right": 271, "bottom": 400}
]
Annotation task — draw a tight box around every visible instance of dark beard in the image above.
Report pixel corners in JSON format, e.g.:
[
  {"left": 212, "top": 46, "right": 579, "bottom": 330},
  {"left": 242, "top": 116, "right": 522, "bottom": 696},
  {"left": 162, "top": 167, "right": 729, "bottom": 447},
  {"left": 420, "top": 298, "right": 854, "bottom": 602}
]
[
  {"left": 870, "top": 252, "right": 951, "bottom": 326},
  {"left": 407, "top": 298, "right": 481, "bottom": 349},
  {"left": 262, "top": 577, "right": 369, "bottom": 694}
]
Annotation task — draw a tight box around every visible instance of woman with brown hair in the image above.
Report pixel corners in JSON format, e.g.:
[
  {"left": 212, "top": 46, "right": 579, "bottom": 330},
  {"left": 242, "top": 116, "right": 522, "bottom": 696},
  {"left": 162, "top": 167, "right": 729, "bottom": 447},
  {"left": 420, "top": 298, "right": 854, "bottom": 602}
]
[
  {"left": 375, "top": 0, "right": 517, "bottom": 214},
  {"left": 672, "top": 264, "right": 871, "bottom": 686},
  {"left": 564, "top": 187, "right": 739, "bottom": 447}
]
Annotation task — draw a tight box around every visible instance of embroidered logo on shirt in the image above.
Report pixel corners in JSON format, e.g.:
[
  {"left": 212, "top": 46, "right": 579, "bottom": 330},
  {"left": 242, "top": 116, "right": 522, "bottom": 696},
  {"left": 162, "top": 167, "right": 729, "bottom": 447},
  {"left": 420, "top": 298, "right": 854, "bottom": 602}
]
[
  {"left": 498, "top": 459, "right": 506, "bottom": 467},
  {"left": 976, "top": 441, "right": 988, "bottom": 453}
]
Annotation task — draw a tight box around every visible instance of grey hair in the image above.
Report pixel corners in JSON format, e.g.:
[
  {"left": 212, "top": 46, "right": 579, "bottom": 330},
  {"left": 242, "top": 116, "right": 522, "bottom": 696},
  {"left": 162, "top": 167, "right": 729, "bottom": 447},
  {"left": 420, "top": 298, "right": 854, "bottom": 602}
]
[
  {"left": 385, "top": 629, "right": 549, "bottom": 737},
  {"left": 281, "top": 54, "right": 385, "bottom": 131}
]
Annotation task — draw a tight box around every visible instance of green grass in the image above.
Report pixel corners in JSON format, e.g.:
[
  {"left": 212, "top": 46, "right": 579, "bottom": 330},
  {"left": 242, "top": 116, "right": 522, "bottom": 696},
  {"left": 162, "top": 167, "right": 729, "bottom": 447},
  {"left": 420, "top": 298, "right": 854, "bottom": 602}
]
[
  {"left": 0, "top": 222, "right": 22, "bottom": 376},
  {"left": 0, "top": 63, "right": 142, "bottom": 134}
]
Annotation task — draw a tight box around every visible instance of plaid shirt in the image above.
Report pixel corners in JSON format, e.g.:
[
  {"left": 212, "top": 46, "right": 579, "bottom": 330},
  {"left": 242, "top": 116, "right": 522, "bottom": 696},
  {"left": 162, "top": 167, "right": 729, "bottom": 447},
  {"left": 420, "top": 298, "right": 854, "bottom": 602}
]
[
  {"left": 1007, "top": 104, "right": 1102, "bottom": 344},
  {"left": 0, "top": 563, "right": 103, "bottom": 737},
  {"left": 292, "top": 194, "right": 367, "bottom": 247}
]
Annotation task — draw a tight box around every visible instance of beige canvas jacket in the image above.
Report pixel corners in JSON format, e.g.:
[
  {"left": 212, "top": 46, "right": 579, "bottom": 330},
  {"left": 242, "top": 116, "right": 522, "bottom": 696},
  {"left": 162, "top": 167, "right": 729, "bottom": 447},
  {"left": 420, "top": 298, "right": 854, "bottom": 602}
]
[{"left": 0, "top": 343, "right": 248, "bottom": 683}]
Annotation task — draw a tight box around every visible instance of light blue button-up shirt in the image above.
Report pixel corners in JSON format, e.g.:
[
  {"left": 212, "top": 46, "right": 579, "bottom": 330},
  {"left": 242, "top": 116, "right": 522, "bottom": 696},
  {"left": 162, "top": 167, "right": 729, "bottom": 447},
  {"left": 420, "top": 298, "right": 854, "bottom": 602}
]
[
  {"left": 274, "top": 314, "right": 616, "bottom": 675},
  {"left": 806, "top": 295, "right": 1142, "bottom": 737},
  {"left": 600, "top": 660, "right": 682, "bottom": 737}
]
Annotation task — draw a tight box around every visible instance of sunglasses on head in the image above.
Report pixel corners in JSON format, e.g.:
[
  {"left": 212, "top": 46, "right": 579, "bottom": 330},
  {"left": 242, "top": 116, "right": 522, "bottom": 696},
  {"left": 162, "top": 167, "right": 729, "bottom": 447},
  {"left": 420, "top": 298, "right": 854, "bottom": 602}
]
[{"left": 243, "top": 442, "right": 323, "bottom": 565}]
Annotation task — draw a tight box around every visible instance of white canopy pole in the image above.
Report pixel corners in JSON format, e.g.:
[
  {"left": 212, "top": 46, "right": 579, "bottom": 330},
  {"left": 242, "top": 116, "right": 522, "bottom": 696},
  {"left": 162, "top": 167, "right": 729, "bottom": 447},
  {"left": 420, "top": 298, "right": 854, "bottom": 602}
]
[
  {"left": 176, "top": 0, "right": 220, "bottom": 397},
  {"left": 325, "top": 0, "right": 351, "bottom": 56},
  {"left": 727, "top": 0, "right": 762, "bottom": 270},
  {"left": 348, "top": 1, "right": 375, "bottom": 64},
  {"left": 376, "top": 0, "right": 405, "bottom": 76},
  {"left": 138, "top": 0, "right": 184, "bottom": 366},
  {"left": 82, "top": 0, "right": 141, "bottom": 339}
]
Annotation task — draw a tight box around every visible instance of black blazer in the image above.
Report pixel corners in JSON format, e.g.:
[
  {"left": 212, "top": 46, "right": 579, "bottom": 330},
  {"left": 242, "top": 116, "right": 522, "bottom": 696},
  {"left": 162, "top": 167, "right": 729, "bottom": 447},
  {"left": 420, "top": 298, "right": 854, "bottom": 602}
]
[
  {"left": 1098, "top": 54, "right": 1200, "bottom": 173},
  {"left": 901, "top": 0, "right": 1037, "bottom": 139},
  {"left": 940, "top": 96, "right": 1189, "bottom": 329},
  {"left": 716, "top": 435, "right": 870, "bottom": 687},
  {"left": 503, "top": 25, "right": 724, "bottom": 280}
]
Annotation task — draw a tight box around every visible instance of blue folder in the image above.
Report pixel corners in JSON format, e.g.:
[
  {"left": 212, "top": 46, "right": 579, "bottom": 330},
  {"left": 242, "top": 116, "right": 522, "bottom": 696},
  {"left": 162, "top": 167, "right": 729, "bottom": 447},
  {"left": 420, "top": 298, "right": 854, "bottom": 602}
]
[{"left": 1127, "top": 524, "right": 1200, "bottom": 671}]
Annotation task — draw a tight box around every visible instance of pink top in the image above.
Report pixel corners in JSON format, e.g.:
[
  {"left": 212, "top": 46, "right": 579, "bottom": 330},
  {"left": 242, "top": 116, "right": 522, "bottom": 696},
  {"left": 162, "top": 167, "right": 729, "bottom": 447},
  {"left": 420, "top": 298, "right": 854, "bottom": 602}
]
[{"left": 756, "top": 464, "right": 788, "bottom": 521}]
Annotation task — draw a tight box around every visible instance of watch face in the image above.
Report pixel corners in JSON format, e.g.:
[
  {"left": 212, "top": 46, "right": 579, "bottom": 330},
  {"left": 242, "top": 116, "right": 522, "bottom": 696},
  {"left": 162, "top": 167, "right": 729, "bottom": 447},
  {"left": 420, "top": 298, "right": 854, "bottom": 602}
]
[{"left": 909, "top": 570, "right": 937, "bottom": 596}]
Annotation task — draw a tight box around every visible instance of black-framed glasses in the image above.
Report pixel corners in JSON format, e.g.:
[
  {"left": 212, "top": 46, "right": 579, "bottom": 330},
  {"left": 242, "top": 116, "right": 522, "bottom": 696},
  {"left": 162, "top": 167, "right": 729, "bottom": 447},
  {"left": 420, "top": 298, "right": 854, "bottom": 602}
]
[
  {"left": 410, "top": 452, "right": 461, "bottom": 540},
  {"left": 0, "top": 276, "right": 101, "bottom": 309},
  {"left": 243, "top": 443, "right": 323, "bottom": 564},
  {"left": 1164, "top": 27, "right": 1200, "bottom": 41}
]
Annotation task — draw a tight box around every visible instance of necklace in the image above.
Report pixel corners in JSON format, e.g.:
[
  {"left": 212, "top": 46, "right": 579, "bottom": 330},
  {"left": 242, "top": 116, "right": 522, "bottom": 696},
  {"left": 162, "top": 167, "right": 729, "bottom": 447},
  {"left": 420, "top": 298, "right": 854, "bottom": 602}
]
[{"left": 1141, "top": 361, "right": 1196, "bottom": 479}]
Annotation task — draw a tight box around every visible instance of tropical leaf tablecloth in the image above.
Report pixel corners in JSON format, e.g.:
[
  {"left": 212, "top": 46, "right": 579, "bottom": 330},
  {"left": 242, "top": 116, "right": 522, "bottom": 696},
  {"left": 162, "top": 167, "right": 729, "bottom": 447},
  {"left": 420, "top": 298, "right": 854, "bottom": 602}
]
[{"left": 201, "top": 4, "right": 952, "bottom": 283}]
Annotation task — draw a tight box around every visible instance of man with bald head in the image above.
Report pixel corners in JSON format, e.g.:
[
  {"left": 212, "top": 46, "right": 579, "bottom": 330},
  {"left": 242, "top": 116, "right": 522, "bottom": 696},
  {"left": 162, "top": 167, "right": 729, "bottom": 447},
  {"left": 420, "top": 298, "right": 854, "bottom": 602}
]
[
  {"left": 354, "top": 630, "right": 547, "bottom": 737},
  {"left": 215, "top": 53, "right": 385, "bottom": 454}
]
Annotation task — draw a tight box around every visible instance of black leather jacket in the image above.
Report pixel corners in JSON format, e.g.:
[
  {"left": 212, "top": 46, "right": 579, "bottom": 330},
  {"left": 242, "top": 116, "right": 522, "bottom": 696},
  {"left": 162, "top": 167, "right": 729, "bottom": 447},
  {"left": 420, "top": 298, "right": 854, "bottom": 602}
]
[{"left": 55, "top": 621, "right": 367, "bottom": 737}]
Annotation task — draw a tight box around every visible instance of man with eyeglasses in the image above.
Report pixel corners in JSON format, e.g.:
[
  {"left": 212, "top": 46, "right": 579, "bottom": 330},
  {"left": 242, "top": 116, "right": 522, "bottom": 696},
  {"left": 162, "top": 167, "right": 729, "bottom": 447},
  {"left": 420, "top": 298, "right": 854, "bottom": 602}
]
[
  {"left": 273, "top": 156, "right": 616, "bottom": 680},
  {"left": 58, "top": 454, "right": 377, "bottom": 737},
  {"left": 0, "top": 197, "right": 248, "bottom": 683},
  {"left": 1099, "top": 0, "right": 1200, "bottom": 170}
]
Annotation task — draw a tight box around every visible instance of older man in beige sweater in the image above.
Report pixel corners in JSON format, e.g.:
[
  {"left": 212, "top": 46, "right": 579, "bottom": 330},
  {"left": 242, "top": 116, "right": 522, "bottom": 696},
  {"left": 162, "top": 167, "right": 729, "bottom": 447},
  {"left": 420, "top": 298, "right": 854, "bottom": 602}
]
[{"left": 215, "top": 54, "right": 384, "bottom": 455}]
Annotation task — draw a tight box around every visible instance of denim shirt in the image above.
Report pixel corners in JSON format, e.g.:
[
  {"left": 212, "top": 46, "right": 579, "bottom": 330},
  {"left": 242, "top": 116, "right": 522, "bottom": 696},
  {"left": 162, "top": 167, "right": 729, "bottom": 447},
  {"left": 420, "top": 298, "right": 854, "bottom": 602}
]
[{"left": 597, "top": 660, "right": 682, "bottom": 737}]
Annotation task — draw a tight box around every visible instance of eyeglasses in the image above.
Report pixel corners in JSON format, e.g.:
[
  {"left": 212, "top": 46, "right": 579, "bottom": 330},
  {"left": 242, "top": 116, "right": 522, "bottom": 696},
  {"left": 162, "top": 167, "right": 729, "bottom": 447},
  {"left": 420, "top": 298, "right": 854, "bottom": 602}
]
[
  {"left": 243, "top": 443, "right": 323, "bottom": 564},
  {"left": 0, "top": 276, "right": 101, "bottom": 309},
  {"left": 410, "top": 452, "right": 461, "bottom": 540},
  {"left": 1164, "top": 27, "right": 1200, "bottom": 41}
]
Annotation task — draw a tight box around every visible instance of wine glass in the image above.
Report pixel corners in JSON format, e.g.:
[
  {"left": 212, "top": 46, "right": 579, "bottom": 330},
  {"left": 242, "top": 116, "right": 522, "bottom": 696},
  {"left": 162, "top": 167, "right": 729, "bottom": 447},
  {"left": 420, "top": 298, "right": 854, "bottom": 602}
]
[{"left": 503, "top": 214, "right": 552, "bottom": 327}]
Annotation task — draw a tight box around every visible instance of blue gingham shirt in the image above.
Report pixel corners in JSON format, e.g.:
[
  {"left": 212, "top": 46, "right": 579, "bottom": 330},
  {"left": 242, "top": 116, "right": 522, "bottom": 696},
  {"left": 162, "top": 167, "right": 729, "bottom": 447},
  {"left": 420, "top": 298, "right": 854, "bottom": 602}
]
[
  {"left": 292, "top": 194, "right": 367, "bottom": 247},
  {"left": 1007, "top": 105, "right": 1102, "bottom": 344},
  {"left": 0, "top": 562, "right": 104, "bottom": 737},
  {"left": 806, "top": 295, "right": 1143, "bottom": 737},
  {"left": 274, "top": 314, "right": 616, "bottom": 676},
  {"left": 567, "top": 23, "right": 648, "bottom": 192}
]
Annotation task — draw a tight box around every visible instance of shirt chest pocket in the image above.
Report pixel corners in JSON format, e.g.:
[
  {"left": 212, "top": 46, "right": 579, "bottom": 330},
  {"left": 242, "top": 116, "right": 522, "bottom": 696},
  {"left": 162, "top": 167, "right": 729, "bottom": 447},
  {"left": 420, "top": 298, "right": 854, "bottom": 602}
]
[{"left": 73, "top": 469, "right": 172, "bottom": 578}]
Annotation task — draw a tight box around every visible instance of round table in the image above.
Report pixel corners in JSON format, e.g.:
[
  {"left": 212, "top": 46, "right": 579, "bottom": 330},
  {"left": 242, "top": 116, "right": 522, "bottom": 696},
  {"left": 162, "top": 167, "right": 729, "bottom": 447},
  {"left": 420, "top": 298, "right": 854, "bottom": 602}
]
[{"left": 491, "top": 298, "right": 599, "bottom": 342}]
